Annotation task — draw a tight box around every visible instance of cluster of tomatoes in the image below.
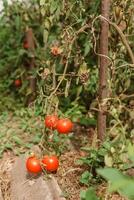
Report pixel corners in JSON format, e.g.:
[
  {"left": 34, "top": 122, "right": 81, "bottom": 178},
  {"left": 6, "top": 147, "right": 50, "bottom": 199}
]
[
  {"left": 45, "top": 115, "right": 73, "bottom": 134},
  {"left": 26, "top": 115, "right": 73, "bottom": 174},
  {"left": 26, "top": 155, "right": 59, "bottom": 173}
]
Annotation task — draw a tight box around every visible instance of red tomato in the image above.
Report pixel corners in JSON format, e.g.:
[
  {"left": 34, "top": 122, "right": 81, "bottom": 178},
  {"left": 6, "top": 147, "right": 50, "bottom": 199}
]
[
  {"left": 14, "top": 79, "right": 22, "bottom": 87},
  {"left": 23, "top": 41, "right": 29, "bottom": 49},
  {"left": 42, "top": 155, "right": 59, "bottom": 172},
  {"left": 57, "top": 118, "right": 73, "bottom": 134},
  {"left": 26, "top": 156, "right": 42, "bottom": 173},
  {"left": 45, "top": 115, "right": 58, "bottom": 130}
]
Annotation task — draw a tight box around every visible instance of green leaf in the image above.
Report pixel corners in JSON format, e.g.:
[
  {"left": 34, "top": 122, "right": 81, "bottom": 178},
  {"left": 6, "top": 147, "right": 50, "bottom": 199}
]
[
  {"left": 76, "top": 85, "right": 83, "bottom": 98},
  {"left": 80, "top": 190, "right": 86, "bottom": 200},
  {"left": 12, "top": 136, "right": 23, "bottom": 145},
  {"left": 53, "top": 132, "right": 60, "bottom": 143},
  {"left": 25, "top": 143, "right": 33, "bottom": 148},
  {"left": 3, "top": 0, "right": 8, "bottom": 8},
  {"left": 78, "top": 157, "right": 92, "bottom": 165},
  {"left": 65, "top": 80, "right": 70, "bottom": 97},
  {"left": 18, "top": 49, "right": 27, "bottom": 56},
  {"left": 50, "top": 1, "right": 58, "bottom": 14},
  {"left": 79, "top": 117, "right": 96, "bottom": 127},
  {"left": 127, "top": 143, "right": 134, "bottom": 163},
  {"left": 15, "top": 15, "right": 20, "bottom": 30},
  {"left": 5, "top": 143, "right": 13, "bottom": 150},
  {"left": 41, "top": 7, "right": 46, "bottom": 16},
  {"left": 97, "top": 168, "right": 134, "bottom": 200},
  {"left": 80, "top": 188, "right": 99, "bottom": 200},
  {"left": 84, "top": 42, "right": 91, "bottom": 56},
  {"left": 43, "top": 29, "right": 49, "bottom": 44},
  {"left": 32, "top": 135, "right": 41, "bottom": 144},
  {"left": 40, "top": 0, "right": 45, "bottom": 6},
  {"left": 85, "top": 188, "right": 98, "bottom": 200},
  {"left": 80, "top": 171, "right": 91, "bottom": 186},
  {"left": 80, "top": 147, "right": 91, "bottom": 152},
  {"left": 97, "top": 168, "right": 125, "bottom": 182}
]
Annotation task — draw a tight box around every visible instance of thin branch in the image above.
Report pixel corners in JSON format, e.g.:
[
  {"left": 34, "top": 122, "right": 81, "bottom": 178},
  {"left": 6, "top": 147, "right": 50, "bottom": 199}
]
[
  {"left": 92, "top": 15, "right": 134, "bottom": 65},
  {"left": 48, "top": 24, "right": 90, "bottom": 99}
]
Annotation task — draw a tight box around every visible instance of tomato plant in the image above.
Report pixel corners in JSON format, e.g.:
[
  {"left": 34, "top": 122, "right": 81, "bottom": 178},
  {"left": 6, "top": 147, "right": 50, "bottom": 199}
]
[
  {"left": 45, "top": 115, "right": 58, "bottom": 130},
  {"left": 42, "top": 155, "right": 59, "bottom": 172},
  {"left": 26, "top": 156, "right": 42, "bottom": 173},
  {"left": 14, "top": 79, "right": 22, "bottom": 87},
  {"left": 57, "top": 118, "right": 73, "bottom": 134}
]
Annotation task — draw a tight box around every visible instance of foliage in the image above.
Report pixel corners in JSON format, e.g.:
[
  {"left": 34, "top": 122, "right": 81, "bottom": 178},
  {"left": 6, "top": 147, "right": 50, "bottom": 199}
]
[
  {"left": 97, "top": 168, "right": 134, "bottom": 200},
  {"left": 0, "top": 0, "right": 100, "bottom": 114},
  {"left": 78, "top": 138, "right": 134, "bottom": 186},
  {"left": 80, "top": 187, "right": 99, "bottom": 200},
  {"left": 0, "top": 108, "right": 44, "bottom": 156},
  {"left": 0, "top": 0, "right": 133, "bottom": 131}
]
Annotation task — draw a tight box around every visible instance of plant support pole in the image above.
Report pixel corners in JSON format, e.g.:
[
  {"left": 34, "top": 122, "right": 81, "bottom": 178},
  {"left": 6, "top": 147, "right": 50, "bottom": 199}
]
[
  {"left": 97, "top": 0, "right": 110, "bottom": 141},
  {"left": 24, "top": 28, "right": 36, "bottom": 105}
]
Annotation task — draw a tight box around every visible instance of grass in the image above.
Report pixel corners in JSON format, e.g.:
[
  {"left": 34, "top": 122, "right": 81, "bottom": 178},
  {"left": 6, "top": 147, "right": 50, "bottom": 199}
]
[{"left": 0, "top": 108, "right": 44, "bottom": 156}]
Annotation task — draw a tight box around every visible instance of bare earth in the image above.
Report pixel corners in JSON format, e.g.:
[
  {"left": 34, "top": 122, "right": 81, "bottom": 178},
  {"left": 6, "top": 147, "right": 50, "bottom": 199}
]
[{"left": 0, "top": 113, "right": 126, "bottom": 200}]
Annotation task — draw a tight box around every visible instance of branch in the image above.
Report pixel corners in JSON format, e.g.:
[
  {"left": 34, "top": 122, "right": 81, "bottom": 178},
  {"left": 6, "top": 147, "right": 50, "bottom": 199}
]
[
  {"left": 92, "top": 15, "right": 134, "bottom": 65},
  {"left": 48, "top": 24, "right": 90, "bottom": 99}
]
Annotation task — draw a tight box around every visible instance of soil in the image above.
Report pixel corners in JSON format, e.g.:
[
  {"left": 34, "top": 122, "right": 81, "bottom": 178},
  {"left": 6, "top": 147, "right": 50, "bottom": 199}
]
[
  {"left": 0, "top": 113, "right": 126, "bottom": 200},
  {"left": 0, "top": 150, "right": 125, "bottom": 200}
]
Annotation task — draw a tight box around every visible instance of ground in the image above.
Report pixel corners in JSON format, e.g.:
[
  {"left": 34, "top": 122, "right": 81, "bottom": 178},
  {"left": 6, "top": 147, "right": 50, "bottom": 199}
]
[{"left": 0, "top": 110, "right": 126, "bottom": 200}]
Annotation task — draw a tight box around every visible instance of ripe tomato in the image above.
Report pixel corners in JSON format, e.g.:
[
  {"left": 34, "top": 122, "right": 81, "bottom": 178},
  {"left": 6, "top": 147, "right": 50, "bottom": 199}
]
[
  {"left": 57, "top": 118, "right": 73, "bottom": 134},
  {"left": 42, "top": 155, "right": 59, "bottom": 172},
  {"left": 14, "top": 79, "right": 22, "bottom": 87},
  {"left": 26, "top": 156, "right": 42, "bottom": 173},
  {"left": 45, "top": 115, "right": 58, "bottom": 130},
  {"left": 23, "top": 41, "right": 29, "bottom": 49}
]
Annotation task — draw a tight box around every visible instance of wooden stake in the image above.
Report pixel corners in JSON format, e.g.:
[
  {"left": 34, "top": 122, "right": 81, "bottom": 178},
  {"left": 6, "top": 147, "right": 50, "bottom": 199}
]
[
  {"left": 97, "top": 0, "right": 110, "bottom": 141},
  {"left": 24, "top": 28, "right": 36, "bottom": 105}
]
